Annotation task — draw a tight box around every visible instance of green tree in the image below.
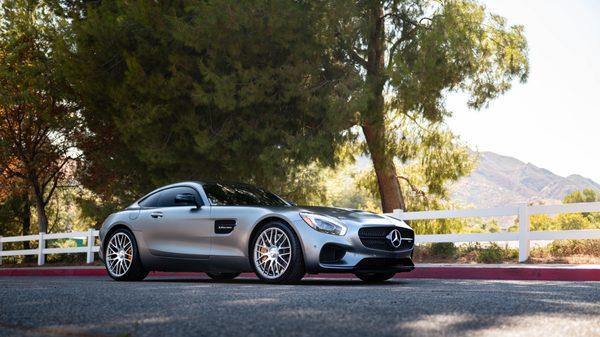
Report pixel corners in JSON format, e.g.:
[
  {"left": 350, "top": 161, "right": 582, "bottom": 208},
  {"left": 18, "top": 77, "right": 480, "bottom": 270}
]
[
  {"left": 556, "top": 213, "right": 591, "bottom": 230},
  {"left": 356, "top": 118, "right": 474, "bottom": 212},
  {"left": 62, "top": 0, "right": 356, "bottom": 217},
  {"left": 563, "top": 189, "right": 600, "bottom": 225},
  {"left": 530, "top": 214, "right": 556, "bottom": 231},
  {"left": 0, "top": 0, "right": 78, "bottom": 233},
  {"left": 326, "top": 0, "right": 528, "bottom": 212},
  {"left": 0, "top": 187, "right": 31, "bottom": 239},
  {"left": 563, "top": 189, "right": 600, "bottom": 204}
]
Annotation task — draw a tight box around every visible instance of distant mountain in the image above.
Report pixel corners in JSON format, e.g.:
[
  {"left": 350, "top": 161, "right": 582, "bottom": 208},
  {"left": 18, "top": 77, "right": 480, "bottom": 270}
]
[{"left": 451, "top": 151, "right": 600, "bottom": 208}]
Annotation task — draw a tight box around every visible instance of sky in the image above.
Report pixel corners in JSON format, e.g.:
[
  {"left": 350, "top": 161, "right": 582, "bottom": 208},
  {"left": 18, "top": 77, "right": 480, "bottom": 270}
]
[{"left": 445, "top": 0, "right": 600, "bottom": 182}]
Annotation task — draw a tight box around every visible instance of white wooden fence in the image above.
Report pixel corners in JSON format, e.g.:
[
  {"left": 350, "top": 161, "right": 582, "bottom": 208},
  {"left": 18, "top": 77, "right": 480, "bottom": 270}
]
[
  {"left": 388, "top": 201, "right": 600, "bottom": 262},
  {"left": 1, "top": 202, "right": 599, "bottom": 265},
  {"left": 0, "top": 230, "right": 99, "bottom": 266}
]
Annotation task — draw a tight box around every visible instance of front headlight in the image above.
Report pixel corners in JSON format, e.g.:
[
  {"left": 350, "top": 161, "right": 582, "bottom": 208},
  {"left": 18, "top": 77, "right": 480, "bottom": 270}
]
[{"left": 300, "top": 212, "right": 347, "bottom": 236}]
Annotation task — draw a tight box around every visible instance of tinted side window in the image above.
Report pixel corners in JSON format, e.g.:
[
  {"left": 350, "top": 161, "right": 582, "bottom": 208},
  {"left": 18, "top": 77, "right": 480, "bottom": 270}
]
[
  {"left": 139, "top": 192, "right": 160, "bottom": 208},
  {"left": 156, "top": 187, "right": 200, "bottom": 207},
  {"left": 202, "top": 183, "right": 288, "bottom": 206}
]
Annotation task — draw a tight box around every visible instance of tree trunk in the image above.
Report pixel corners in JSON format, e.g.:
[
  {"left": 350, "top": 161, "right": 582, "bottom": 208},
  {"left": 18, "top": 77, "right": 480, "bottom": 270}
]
[
  {"left": 363, "top": 123, "right": 406, "bottom": 213},
  {"left": 22, "top": 194, "right": 31, "bottom": 247},
  {"left": 21, "top": 194, "right": 33, "bottom": 262},
  {"left": 362, "top": 2, "right": 406, "bottom": 213},
  {"left": 32, "top": 189, "right": 48, "bottom": 234}
]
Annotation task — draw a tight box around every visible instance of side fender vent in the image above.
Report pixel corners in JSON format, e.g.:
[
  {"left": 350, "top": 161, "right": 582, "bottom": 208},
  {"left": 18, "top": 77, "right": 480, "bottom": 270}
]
[{"left": 215, "top": 220, "right": 236, "bottom": 234}]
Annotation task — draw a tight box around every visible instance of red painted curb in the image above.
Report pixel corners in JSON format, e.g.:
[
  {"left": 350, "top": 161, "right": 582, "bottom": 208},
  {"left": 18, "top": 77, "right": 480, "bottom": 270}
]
[
  {"left": 0, "top": 266, "right": 598, "bottom": 281},
  {"left": 395, "top": 267, "right": 600, "bottom": 281}
]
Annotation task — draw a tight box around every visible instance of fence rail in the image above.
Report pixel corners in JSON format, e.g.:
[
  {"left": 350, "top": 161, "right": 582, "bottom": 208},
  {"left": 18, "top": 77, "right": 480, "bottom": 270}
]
[
  {"left": 1, "top": 202, "right": 600, "bottom": 265},
  {"left": 0, "top": 230, "right": 99, "bottom": 265},
  {"left": 388, "top": 201, "right": 600, "bottom": 262}
]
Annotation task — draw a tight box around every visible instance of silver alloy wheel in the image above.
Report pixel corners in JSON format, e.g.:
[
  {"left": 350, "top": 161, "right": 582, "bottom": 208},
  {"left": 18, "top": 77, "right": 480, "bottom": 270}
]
[
  {"left": 106, "top": 232, "right": 133, "bottom": 277},
  {"left": 253, "top": 227, "right": 292, "bottom": 279}
]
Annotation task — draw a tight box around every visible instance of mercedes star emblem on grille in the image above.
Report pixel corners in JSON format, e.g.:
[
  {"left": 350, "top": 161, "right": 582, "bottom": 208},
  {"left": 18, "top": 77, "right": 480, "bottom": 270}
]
[{"left": 386, "top": 229, "right": 402, "bottom": 248}]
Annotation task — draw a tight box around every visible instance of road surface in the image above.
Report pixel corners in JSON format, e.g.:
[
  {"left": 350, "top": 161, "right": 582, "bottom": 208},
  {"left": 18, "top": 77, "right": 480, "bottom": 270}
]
[{"left": 0, "top": 276, "right": 598, "bottom": 337}]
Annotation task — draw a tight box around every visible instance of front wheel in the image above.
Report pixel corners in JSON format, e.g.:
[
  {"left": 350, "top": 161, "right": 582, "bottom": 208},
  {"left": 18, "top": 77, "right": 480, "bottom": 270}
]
[
  {"left": 104, "top": 228, "right": 148, "bottom": 281},
  {"left": 354, "top": 272, "right": 396, "bottom": 283},
  {"left": 251, "top": 222, "right": 305, "bottom": 284}
]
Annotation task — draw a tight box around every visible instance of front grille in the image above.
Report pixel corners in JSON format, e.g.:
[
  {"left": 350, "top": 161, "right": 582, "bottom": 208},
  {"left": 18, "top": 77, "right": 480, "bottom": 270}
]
[{"left": 358, "top": 226, "right": 414, "bottom": 251}]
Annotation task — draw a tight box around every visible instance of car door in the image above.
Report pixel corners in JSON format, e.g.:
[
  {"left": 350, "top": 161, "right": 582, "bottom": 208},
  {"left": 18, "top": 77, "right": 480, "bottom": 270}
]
[{"left": 140, "top": 186, "right": 212, "bottom": 259}]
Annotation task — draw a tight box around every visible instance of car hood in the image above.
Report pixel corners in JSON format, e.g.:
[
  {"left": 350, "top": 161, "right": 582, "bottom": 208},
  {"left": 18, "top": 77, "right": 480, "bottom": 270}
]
[{"left": 297, "top": 206, "right": 407, "bottom": 227}]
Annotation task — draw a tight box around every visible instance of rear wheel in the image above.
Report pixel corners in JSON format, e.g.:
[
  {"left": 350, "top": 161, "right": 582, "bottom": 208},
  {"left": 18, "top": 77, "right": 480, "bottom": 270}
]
[
  {"left": 251, "top": 221, "right": 305, "bottom": 284},
  {"left": 206, "top": 272, "right": 241, "bottom": 281},
  {"left": 105, "top": 228, "right": 148, "bottom": 281},
  {"left": 354, "top": 272, "right": 396, "bottom": 283}
]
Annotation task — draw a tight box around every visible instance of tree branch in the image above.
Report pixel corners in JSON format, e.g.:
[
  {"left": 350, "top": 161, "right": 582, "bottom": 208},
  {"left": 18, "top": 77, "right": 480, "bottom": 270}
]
[
  {"left": 385, "top": 12, "right": 439, "bottom": 70},
  {"left": 41, "top": 157, "right": 72, "bottom": 205},
  {"left": 334, "top": 25, "right": 367, "bottom": 69},
  {"left": 348, "top": 48, "right": 368, "bottom": 68},
  {"left": 397, "top": 175, "right": 428, "bottom": 201}
]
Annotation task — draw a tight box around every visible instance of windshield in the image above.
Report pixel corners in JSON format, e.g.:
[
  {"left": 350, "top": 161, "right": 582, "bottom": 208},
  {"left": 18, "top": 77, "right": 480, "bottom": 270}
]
[{"left": 202, "top": 183, "right": 290, "bottom": 207}]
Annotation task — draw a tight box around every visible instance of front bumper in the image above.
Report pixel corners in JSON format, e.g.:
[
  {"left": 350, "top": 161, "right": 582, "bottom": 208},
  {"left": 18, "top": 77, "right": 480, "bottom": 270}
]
[{"left": 295, "top": 220, "right": 415, "bottom": 274}]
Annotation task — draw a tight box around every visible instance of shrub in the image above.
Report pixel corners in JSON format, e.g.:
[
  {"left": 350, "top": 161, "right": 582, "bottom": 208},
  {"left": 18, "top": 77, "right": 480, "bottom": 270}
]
[
  {"left": 546, "top": 240, "right": 600, "bottom": 256},
  {"left": 430, "top": 242, "right": 458, "bottom": 257},
  {"left": 475, "top": 243, "right": 518, "bottom": 263},
  {"left": 555, "top": 214, "right": 592, "bottom": 230}
]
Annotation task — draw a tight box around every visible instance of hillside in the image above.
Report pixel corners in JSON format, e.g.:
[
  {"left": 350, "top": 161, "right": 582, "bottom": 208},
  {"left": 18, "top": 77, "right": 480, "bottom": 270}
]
[{"left": 451, "top": 152, "right": 600, "bottom": 208}]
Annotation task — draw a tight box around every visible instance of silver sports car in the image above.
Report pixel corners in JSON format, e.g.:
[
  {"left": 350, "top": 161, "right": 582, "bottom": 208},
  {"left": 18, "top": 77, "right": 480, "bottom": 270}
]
[{"left": 99, "top": 181, "right": 415, "bottom": 283}]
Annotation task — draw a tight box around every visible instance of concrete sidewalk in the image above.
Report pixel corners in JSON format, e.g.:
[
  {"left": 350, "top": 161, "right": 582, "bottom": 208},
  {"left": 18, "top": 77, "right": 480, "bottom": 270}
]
[{"left": 1, "top": 263, "right": 599, "bottom": 281}]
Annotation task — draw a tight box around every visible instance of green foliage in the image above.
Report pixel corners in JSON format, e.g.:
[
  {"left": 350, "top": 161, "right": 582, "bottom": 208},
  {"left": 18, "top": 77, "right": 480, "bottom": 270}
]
[
  {"left": 526, "top": 212, "right": 598, "bottom": 231},
  {"left": 545, "top": 240, "right": 600, "bottom": 257},
  {"left": 563, "top": 189, "right": 600, "bottom": 224},
  {"left": 60, "top": 0, "right": 528, "bottom": 215},
  {"left": 356, "top": 117, "right": 475, "bottom": 213},
  {"left": 530, "top": 214, "right": 556, "bottom": 231},
  {"left": 388, "top": 1, "right": 528, "bottom": 114},
  {"left": 563, "top": 189, "right": 600, "bottom": 204},
  {"left": 63, "top": 0, "right": 356, "bottom": 215},
  {"left": 0, "top": 194, "right": 27, "bottom": 236},
  {"left": 415, "top": 242, "right": 518, "bottom": 263},
  {"left": 467, "top": 220, "right": 501, "bottom": 233},
  {"left": 473, "top": 243, "right": 517, "bottom": 263},
  {"left": 322, "top": 0, "right": 528, "bottom": 211},
  {"left": 410, "top": 218, "right": 467, "bottom": 235},
  {"left": 418, "top": 240, "right": 600, "bottom": 264},
  {"left": 396, "top": 119, "right": 475, "bottom": 210},
  {"left": 556, "top": 213, "right": 592, "bottom": 230},
  {"left": 429, "top": 242, "right": 457, "bottom": 257},
  {"left": 0, "top": 0, "right": 531, "bottom": 229},
  {"left": 0, "top": 0, "right": 78, "bottom": 233}
]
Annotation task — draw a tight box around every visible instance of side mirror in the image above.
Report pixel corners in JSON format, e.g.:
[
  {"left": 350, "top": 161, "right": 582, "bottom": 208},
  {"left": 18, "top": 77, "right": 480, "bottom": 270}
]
[{"left": 174, "top": 193, "right": 200, "bottom": 208}]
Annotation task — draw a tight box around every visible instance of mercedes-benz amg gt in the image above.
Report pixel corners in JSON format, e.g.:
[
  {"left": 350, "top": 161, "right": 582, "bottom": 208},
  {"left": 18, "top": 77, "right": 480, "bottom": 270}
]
[{"left": 99, "top": 182, "right": 415, "bottom": 283}]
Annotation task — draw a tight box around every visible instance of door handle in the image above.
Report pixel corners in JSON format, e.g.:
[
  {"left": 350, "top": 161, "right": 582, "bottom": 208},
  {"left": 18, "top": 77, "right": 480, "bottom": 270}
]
[{"left": 150, "top": 211, "right": 163, "bottom": 219}]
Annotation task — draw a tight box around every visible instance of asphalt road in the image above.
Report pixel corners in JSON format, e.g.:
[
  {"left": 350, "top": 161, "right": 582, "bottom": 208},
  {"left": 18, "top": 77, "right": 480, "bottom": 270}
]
[{"left": 0, "top": 276, "right": 598, "bottom": 337}]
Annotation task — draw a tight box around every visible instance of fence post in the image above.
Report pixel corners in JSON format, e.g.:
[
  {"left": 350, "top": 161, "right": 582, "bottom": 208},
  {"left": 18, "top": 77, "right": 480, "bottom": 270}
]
[
  {"left": 518, "top": 205, "right": 530, "bottom": 262},
  {"left": 86, "top": 229, "right": 95, "bottom": 264},
  {"left": 38, "top": 232, "right": 45, "bottom": 266},
  {"left": 392, "top": 208, "right": 403, "bottom": 220},
  {"left": 0, "top": 236, "right": 3, "bottom": 265}
]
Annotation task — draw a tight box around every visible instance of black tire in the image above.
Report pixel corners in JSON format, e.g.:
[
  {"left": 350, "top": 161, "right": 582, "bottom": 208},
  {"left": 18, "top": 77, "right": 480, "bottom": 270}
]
[
  {"left": 250, "top": 221, "right": 305, "bottom": 284},
  {"left": 104, "top": 228, "right": 148, "bottom": 281},
  {"left": 354, "top": 272, "right": 396, "bottom": 283},
  {"left": 206, "top": 272, "right": 241, "bottom": 281}
]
